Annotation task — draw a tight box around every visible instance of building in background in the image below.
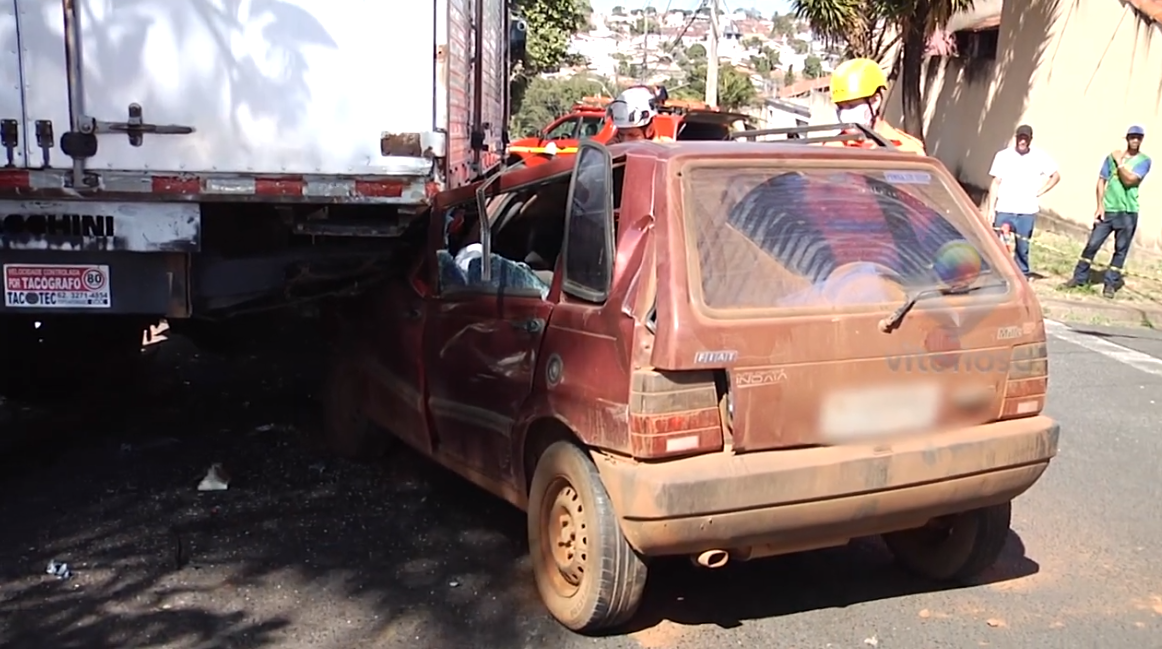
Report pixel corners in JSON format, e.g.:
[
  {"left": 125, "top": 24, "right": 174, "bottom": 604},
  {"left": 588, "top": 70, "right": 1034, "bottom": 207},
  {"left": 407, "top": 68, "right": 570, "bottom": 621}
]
[{"left": 884, "top": 0, "right": 1162, "bottom": 250}]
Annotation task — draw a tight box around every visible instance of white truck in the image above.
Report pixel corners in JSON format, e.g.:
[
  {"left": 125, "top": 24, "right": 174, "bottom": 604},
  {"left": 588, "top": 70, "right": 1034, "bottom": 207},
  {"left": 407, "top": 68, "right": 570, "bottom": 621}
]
[{"left": 0, "top": 0, "right": 523, "bottom": 385}]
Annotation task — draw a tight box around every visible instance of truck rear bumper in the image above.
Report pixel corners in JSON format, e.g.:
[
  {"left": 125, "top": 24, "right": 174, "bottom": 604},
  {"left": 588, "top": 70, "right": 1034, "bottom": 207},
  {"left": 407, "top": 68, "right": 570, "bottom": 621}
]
[{"left": 591, "top": 416, "right": 1059, "bottom": 557}]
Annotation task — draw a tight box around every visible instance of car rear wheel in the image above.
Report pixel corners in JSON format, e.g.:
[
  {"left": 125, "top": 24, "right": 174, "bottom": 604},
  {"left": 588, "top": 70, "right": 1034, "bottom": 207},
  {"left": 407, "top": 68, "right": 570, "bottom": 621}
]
[
  {"left": 882, "top": 501, "right": 1012, "bottom": 582},
  {"left": 527, "top": 441, "right": 647, "bottom": 633}
]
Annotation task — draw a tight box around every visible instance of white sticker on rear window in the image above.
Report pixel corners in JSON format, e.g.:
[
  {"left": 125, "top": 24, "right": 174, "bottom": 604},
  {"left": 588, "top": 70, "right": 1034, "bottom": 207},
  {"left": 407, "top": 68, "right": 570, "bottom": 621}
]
[{"left": 884, "top": 171, "right": 932, "bottom": 184}]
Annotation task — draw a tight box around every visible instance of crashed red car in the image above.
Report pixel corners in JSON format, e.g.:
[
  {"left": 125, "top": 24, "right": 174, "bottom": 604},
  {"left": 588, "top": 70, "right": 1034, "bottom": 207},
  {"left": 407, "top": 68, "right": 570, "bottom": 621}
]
[{"left": 322, "top": 130, "right": 1059, "bottom": 634}]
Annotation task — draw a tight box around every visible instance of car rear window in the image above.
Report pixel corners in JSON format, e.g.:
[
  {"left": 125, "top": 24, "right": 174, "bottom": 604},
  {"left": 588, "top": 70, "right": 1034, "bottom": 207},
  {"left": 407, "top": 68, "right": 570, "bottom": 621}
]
[{"left": 683, "top": 165, "right": 1006, "bottom": 311}]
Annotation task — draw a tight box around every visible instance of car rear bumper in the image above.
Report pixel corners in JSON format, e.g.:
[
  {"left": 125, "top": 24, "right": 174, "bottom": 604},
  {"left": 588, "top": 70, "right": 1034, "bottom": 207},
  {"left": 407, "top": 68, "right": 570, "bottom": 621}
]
[{"left": 591, "top": 416, "right": 1059, "bottom": 557}]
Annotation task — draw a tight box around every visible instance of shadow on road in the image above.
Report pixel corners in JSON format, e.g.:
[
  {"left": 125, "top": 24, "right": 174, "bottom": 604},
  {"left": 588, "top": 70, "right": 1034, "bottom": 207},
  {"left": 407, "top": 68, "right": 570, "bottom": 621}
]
[
  {"left": 622, "top": 531, "right": 1037, "bottom": 634},
  {"left": 0, "top": 324, "right": 1041, "bottom": 649}
]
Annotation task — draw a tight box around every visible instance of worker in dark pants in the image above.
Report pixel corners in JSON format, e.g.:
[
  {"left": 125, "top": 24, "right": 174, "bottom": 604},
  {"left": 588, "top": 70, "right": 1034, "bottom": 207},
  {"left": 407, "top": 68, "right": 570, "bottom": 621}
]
[{"left": 1062, "top": 125, "right": 1152, "bottom": 298}]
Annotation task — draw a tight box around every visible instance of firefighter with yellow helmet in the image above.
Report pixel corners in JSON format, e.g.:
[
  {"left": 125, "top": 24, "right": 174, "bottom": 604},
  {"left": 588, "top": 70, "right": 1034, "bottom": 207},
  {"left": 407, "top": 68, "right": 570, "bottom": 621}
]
[{"left": 829, "top": 58, "right": 925, "bottom": 155}]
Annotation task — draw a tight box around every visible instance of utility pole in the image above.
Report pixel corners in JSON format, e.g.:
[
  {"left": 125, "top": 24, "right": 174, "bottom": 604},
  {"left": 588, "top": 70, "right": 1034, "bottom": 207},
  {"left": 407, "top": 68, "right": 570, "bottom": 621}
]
[
  {"left": 705, "top": 0, "right": 719, "bottom": 107},
  {"left": 640, "top": 12, "right": 649, "bottom": 83}
]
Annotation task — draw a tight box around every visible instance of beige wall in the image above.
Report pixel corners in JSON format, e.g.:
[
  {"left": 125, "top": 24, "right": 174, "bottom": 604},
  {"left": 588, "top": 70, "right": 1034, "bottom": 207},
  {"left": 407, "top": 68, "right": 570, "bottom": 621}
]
[{"left": 885, "top": 0, "right": 1162, "bottom": 250}]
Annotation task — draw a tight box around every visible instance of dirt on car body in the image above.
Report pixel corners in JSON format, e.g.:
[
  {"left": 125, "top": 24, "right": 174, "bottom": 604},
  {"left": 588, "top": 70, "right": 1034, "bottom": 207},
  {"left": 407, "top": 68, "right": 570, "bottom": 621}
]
[{"left": 322, "top": 129, "right": 1060, "bottom": 633}]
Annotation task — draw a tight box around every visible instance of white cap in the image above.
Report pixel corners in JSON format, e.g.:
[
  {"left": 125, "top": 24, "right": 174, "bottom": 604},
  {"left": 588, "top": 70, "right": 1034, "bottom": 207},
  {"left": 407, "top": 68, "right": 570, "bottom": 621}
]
[{"left": 607, "top": 86, "right": 657, "bottom": 129}]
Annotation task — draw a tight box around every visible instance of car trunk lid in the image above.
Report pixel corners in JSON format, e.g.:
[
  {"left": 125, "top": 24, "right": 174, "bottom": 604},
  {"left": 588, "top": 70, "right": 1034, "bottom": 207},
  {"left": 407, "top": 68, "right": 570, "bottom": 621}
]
[{"left": 650, "top": 158, "right": 1044, "bottom": 452}]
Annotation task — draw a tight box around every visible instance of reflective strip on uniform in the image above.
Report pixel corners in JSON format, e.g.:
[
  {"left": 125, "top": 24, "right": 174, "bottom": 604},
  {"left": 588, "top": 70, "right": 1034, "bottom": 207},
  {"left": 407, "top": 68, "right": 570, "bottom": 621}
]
[{"left": 509, "top": 146, "right": 579, "bottom": 154}]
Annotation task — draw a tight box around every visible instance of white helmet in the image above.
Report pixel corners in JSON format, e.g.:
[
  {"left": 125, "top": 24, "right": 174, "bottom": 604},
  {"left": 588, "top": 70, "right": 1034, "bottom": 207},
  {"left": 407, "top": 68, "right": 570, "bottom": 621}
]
[{"left": 607, "top": 86, "right": 657, "bottom": 129}]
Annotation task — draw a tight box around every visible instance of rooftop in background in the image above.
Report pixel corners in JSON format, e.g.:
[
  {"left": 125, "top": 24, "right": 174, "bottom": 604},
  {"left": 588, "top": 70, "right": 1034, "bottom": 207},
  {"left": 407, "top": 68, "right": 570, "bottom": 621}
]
[{"left": 778, "top": 77, "right": 832, "bottom": 98}]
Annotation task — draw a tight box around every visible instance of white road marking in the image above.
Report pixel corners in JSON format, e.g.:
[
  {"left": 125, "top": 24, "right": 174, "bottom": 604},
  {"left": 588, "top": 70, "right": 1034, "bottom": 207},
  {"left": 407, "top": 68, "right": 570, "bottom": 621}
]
[{"left": 1045, "top": 319, "right": 1162, "bottom": 378}]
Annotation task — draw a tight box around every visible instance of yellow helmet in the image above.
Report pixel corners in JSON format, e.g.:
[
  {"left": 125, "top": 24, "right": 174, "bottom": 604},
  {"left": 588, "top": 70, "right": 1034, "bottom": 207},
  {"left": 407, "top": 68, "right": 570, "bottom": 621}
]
[{"left": 830, "top": 58, "right": 888, "bottom": 104}]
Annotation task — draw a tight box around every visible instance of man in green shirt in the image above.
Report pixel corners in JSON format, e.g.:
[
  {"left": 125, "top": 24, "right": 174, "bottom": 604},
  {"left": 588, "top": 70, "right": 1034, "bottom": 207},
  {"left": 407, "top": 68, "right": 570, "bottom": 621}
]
[{"left": 1062, "top": 125, "right": 1151, "bottom": 298}]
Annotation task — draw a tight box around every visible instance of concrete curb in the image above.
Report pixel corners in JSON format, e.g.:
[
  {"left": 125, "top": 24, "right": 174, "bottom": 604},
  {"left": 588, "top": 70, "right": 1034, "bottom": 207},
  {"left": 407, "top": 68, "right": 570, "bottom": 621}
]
[{"left": 1037, "top": 296, "right": 1162, "bottom": 328}]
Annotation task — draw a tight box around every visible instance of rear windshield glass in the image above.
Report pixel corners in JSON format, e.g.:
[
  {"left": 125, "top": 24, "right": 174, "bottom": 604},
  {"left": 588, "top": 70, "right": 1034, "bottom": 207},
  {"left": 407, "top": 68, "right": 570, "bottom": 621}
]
[{"left": 684, "top": 165, "right": 1005, "bottom": 311}]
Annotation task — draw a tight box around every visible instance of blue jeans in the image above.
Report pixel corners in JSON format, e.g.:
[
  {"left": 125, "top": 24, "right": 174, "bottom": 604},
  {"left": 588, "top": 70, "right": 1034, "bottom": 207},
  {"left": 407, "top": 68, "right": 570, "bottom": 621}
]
[
  {"left": 994, "top": 212, "right": 1036, "bottom": 276},
  {"left": 1070, "top": 211, "right": 1139, "bottom": 288}
]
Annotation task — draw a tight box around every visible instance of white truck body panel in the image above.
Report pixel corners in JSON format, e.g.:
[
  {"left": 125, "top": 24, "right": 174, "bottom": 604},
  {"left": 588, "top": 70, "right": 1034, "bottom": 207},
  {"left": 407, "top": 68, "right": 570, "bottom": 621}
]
[
  {"left": 1, "top": 0, "right": 508, "bottom": 194},
  {"left": 0, "top": 0, "right": 25, "bottom": 167}
]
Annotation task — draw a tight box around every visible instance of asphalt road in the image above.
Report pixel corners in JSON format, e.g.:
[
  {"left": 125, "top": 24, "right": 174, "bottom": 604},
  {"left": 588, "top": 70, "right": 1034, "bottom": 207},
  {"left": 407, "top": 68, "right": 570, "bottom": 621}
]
[{"left": 1, "top": 320, "right": 1161, "bottom": 649}]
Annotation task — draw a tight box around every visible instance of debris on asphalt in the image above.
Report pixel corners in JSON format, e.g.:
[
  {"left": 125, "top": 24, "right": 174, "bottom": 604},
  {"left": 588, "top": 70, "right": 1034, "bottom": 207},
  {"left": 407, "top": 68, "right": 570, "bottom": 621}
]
[
  {"left": 196, "top": 462, "right": 230, "bottom": 491},
  {"left": 918, "top": 608, "right": 931, "bottom": 618},
  {"left": 864, "top": 636, "right": 878, "bottom": 646},
  {"left": 986, "top": 618, "right": 1007, "bottom": 628},
  {"left": 45, "top": 560, "right": 71, "bottom": 580}
]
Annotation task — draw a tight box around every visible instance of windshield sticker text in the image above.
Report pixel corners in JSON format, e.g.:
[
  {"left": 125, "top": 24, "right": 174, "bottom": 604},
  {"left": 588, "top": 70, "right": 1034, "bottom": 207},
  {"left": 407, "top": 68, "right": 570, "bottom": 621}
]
[{"left": 884, "top": 171, "right": 932, "bottom": 185}]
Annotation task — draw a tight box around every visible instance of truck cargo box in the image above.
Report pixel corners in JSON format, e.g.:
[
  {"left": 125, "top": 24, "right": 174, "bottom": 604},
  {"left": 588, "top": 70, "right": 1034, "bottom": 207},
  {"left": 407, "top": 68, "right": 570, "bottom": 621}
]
[{"left": 0, "top": 0, "right": 509, "bottom": 203}]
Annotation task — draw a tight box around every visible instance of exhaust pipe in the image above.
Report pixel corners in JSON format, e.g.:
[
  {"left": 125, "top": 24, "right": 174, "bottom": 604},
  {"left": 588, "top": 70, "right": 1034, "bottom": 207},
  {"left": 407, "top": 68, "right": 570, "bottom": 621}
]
[{"left": 693, "top": 549, "right": 730, "bottom": 569}]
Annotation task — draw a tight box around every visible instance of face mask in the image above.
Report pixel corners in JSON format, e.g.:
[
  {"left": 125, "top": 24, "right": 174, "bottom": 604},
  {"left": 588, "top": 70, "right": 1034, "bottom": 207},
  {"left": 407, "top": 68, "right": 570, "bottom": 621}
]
[{"left": 836, "top": 100, "right": 877, "bottom": 126}]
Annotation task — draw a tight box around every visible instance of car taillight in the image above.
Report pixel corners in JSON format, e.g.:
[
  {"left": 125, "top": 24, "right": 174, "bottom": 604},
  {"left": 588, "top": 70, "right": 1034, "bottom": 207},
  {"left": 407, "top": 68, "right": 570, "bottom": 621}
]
[
  {"left": 999, "top": 341, "right": 1048, "bottom": 420},
  {"left": 628, "top": 370, "right": 725, "bottom": 459}
]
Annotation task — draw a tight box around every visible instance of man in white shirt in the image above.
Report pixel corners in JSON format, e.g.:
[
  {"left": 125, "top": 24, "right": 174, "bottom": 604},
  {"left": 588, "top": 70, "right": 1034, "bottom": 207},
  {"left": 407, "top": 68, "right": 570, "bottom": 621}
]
[{"left": 985, "top": 124, "right": 1061, "bottom": 278}]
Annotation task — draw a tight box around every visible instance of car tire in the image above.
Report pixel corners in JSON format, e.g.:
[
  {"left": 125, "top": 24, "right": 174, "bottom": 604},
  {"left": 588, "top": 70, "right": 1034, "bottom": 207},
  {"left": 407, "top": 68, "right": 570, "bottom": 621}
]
[
  {"left": 882, "top": 501, "right": 1012, "bottom": 582},
  {"left": 318, "top": 352, "right": 394, "bottom": 462},
  {"left": 527, "top": 440, "right": 647, "bottom": 633}
]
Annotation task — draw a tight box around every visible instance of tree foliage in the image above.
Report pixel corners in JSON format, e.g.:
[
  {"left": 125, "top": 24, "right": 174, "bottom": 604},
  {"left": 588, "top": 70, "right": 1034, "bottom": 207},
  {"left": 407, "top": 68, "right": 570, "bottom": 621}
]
[
  {"left": 769, "top": 11, "right": 797, "bottom": 37},
  {"left": 510, "top": 0, "right": 592, "bottom": 117},
  {"left": 630, "top": 17, "right": 661, "bottom": 35},
  {"left": 664, "top": 62, "right": 757, "bottom": 111},
  {"left": 512, "top": 0, "right": 591, "bottom": 76},
  {"left": 790, "top": 0, "right": 974, "bottom": 140},
  {"left": 510, "top": 75, "right": 614, "bottom": 137},
  {"left": 750, "top": 46, "right": 781, "bottom": 75},
  {"left": 803, "top": 55, "right": 825, "bottom": 79}
]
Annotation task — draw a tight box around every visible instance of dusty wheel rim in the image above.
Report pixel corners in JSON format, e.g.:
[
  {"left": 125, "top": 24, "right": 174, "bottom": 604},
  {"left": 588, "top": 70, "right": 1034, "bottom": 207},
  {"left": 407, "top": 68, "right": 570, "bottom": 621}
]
[{"left": 538, "top": 476, "right": 590, "bottom": 598}]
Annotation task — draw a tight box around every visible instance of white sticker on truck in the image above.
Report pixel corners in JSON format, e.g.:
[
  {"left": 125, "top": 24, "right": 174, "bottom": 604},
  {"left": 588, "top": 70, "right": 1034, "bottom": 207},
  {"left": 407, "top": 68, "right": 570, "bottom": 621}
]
[
  {"left": 0, "top": 201, "right": 200, "bottom": 252},
  {"left": 4, "top": 264, "right": 111, "bottom": 309}
]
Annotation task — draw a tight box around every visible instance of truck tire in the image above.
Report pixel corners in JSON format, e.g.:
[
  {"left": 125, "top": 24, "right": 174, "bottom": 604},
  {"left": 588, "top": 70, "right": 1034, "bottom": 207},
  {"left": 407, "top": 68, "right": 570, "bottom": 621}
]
[
  {"left": 882, "top": 501, "right": 1012, "bottom": 582},
  {"left": 527, "top": 440, "right": 647, "bottom": 633},
  {"left": 316, "top": 351, "right": 394, "bottom": 462},
  {"left": 0, "top": 316, "right": 153, "bottom": 398}
]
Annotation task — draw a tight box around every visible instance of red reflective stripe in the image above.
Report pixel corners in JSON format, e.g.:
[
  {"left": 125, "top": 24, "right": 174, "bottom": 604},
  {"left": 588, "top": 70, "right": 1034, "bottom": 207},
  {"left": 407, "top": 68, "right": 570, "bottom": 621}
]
[
  {"left": 0, "top": 170, "right": 30, "bottom": 189},
  {"left": 353, "top": 179, "right": 404, "bottom": 197},
  {"left": 254, "top": 177, "right": 304, "bottom": 195},
  {"left": 152, "top": 176, "right": 201, "bottom": 193}
]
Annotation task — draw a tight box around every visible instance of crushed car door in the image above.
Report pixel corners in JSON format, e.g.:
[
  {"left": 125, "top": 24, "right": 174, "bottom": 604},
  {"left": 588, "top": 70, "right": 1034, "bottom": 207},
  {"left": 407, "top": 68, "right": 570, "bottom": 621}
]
[
  {"left": 425, "top": 252, "right": 553, "bottom": 479},
  {"left": 364, "top": 247, "right": 435, "bottom": 454}
]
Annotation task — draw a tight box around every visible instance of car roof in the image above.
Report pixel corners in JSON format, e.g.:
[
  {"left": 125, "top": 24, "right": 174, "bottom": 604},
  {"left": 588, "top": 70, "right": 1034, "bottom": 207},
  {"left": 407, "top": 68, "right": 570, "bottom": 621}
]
[
  {"left": 435, "top": 139, "right": 943, "bottom": 210},
  {"left": 605, "top": 140, "right": 938, "bottom": 165}
]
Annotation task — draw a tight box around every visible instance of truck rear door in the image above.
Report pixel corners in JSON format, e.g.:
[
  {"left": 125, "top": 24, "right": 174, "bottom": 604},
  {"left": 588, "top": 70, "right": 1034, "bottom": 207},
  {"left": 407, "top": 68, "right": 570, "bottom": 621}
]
[
  {"left": 1, "top": 0, "right": 26, "bottom": 168},
  {"left": 650, "top": 156, "right": 1047, "bottom": 452},
  {"left": 21, "top": 0, "right": 439, "bottom": 177}
]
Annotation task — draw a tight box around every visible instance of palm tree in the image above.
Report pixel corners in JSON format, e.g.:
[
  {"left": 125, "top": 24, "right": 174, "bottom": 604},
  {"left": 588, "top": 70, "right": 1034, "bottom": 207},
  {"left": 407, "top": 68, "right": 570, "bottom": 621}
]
[{"left": 791, "top": 0, "right": 974, "bottom": 141}]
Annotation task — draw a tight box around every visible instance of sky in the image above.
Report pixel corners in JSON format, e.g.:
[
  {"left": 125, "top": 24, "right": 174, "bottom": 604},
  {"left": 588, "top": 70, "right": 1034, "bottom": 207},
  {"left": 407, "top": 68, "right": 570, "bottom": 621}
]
[{"left": 588, "top": 0, "right": 794, "bottom": 17}]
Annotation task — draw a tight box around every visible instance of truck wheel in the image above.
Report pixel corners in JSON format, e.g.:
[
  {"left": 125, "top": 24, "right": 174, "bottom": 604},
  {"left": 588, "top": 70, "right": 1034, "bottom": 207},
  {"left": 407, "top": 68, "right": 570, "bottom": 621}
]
[
  {"left": 882, "top": 501, "right": 1012, "bottom": 582},
  {"left": 0, "top": 316, "right": 153, "bottom": 398},
  {"left": 318, "top": 352, "right": 394, "bottom": 462},
  {"left": 527, "top": 441, "right": 647, "bottom": 633}
]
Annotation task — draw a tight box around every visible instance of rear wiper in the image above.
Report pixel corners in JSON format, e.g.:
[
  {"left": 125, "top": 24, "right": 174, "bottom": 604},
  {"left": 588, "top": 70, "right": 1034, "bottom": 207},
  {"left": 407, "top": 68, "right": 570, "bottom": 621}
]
[{"left": 878, "top": 280, "right": 1009, "bottom": 334}]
